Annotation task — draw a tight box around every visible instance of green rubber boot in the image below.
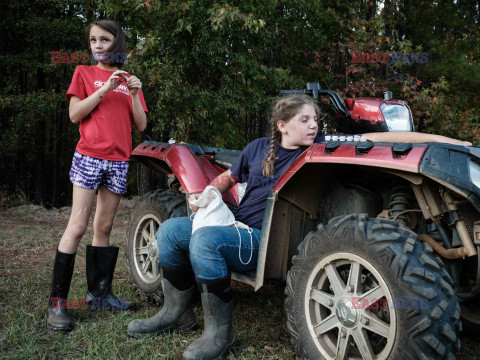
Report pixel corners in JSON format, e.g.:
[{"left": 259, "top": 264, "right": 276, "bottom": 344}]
[
  {"left": 183, "top": 278, "right": 236, "bottom": 360},
  {"left": 127, "top": 277, "right": 196, "bottom": 338}
]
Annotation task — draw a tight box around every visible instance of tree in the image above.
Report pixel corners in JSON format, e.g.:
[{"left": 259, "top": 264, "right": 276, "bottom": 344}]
[
  {"left": 1, "top": 0, "right": 479, "bottom": 206},
  {"left": 0, "top": 0, "right": 95, "bottom": 206}
]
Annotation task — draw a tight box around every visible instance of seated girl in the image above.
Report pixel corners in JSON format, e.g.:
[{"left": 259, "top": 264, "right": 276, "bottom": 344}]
[{"left": 127, "top": 93, "right": 320, "bottom": 360}]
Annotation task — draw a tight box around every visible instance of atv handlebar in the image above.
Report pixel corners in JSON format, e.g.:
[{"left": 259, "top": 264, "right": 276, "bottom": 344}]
[
  {"left": 280, "top": 82, "right": 350, "bottom": 118},
  {"left": 280, "top": 82, "right": 322, "bottom": 99}
]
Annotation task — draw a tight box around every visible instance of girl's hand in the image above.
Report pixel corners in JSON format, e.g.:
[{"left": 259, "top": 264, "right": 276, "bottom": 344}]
[
  {"left": 100, "top": 70, "right": 128, "bottom": 94},
  {"left": 188, "top": 193, "right": 202, "bottom": 213},
  {"left": 125, "top": 75, "right": 142, "bottom": 97}
]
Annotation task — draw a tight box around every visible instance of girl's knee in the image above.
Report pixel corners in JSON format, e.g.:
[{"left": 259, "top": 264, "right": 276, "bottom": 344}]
[
  {"left": 157, "top": 217, "right": 191, "bottom": 265},
  {"left": 189, "top": 232, "right": 227, "bottom": 279},
  {"left": 157, "top": 218, "right": 176, "bottom": 241},
  {"left": 67, "top": 222, "right": 88, "bottom": 240},
  {"left": 94, "top": 220, "right": 113, "bottom": 237},
  {"left": 189, "top": 229, "right": 216, "bottom": 256},
  {"left": 157, "top": 219, "right": 179, "bottom": 251},
  {"left": 157, "top": 217, "right": 189, "bottom": 239}
]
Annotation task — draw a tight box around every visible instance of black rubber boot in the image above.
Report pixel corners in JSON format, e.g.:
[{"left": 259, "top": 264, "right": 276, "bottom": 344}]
[
  {"left": 127, "top": 267, "right": 197, "bottom": 338},
  {"left": 46, "top": 250, "right": 76, "bottom": 331},
  {"left": 85, "top": 245, "right": 136, "bottom": 310},
  {"left": 182, "top": 277, "right": 237, "bottom": 360}
]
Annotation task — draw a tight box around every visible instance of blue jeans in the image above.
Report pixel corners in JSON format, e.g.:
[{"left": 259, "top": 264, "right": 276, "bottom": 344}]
[{"left": 157, "top": 217, "right": 262, "bottom": 280}]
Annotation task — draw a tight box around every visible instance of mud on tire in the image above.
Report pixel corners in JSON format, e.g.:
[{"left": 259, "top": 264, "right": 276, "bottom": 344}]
[
  {"left": 125, "top": 189, "right": 187, "bottom": 305},
  {"left": 285, "top": 214, "right": 461, "bottom": 360}
]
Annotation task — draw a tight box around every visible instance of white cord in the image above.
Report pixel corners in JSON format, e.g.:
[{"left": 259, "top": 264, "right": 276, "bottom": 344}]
[{"left": 234, "top": 221, "right": 254, "bottom": 265}]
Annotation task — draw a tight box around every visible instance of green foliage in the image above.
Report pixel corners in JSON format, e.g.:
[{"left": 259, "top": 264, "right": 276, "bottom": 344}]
[
  {"left": 1, "top": 0, "right": 480, "bottom": 205},
  {"left": 0, "top": 91, "right": 77, "bottom": 205},
  {"left": 321, "top": 1, "right": 480, "bottom": 143},
  {"left": 102, "top": 0, "right": 352, "bottom": 147},
  {"left": 0, "top": 0, "right": 94, "bottom": 205}
]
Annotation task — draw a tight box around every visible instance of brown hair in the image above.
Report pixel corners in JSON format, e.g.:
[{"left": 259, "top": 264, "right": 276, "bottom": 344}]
[
  {"left": 262, "top": 94, "right": 320, "bottom": 177},
  {"left": 86, "top": 19, "right": 127, "bottom": 68}
]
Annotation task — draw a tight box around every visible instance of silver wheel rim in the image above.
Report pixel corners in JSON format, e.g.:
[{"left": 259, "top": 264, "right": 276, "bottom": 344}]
[
  {"left": 305, "top": 253, "right": 396, "bottom": 360},
  {"left": 133, "top": 214, "right": 162, "bottom": 284}
]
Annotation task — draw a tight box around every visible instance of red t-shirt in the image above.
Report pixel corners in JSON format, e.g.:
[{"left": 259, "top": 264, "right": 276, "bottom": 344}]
[{"left": 66, "top": 65, "right": 148, "bottom": 161}]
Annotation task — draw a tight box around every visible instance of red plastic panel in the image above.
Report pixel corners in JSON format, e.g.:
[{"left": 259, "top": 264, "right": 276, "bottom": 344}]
[
  {"left": 346, "top": 98, "right": 406, "bottom": 124},
  {"left": 273, "top": 143, "right": 426, "bottom": 192},
  {"left": 132, "top": 143, "right": 211, "bottom": 193},
  {"left": 131, "top": 143, "right": 238, "bottom": 207}
]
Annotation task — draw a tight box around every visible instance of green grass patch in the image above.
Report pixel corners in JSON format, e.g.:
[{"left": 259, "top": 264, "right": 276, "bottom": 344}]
[{"left": 1, "top": 205, "right": 479, "bottom": 359}]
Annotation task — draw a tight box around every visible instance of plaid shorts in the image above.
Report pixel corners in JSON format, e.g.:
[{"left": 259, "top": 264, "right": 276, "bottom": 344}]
[{"left": 69, "top": 151, "right": 129, "bottom": 194}]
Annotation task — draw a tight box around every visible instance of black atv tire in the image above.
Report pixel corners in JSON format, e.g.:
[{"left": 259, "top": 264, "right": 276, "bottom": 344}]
[
  {"left": 125, "top": 189, "right": 187, "bottom": 306},
  {"left": 285, "top": 214, "right": 461, "bottom": 360}
]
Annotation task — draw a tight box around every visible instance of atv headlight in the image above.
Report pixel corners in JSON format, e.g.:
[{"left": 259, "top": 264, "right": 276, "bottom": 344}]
[
  {"left": 380, "top": 103, "right": 414, "bottom": 132},
  {"left": 469, "top": 160, "right": 480, "bottom": 189}
]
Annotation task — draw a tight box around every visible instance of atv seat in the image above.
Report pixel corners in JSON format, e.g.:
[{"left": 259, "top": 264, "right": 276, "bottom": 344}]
[{"left": 213, "top": 150, "right": 241, "bottom": 169}]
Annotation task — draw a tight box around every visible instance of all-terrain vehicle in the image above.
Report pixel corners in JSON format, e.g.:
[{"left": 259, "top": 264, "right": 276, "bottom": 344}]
[{"left": 125, "top": 83, "right": 480, "bottom": 359}]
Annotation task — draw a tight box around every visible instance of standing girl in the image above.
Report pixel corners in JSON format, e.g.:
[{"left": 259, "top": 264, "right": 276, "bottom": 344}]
[{"left": 46, "top": 19, "right": 147, "bottom": 331}]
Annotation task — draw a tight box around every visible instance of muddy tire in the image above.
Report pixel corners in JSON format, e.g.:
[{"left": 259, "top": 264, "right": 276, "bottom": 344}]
[
  {"left": 285, "top": 214, "right": 461, "bottom": 360},
  {"left": 125, "top": 189, "right": 187, "bottom": 305}
]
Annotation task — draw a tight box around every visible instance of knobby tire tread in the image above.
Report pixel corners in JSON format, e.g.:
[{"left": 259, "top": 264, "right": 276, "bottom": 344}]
[{"left": 285, "top": 214, "right": 460, "bottom": 360}]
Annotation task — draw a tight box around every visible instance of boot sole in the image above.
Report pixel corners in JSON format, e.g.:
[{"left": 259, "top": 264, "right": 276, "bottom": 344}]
[
  {"left": 215, "top": 333, "right": 237, "bottom": 360},
  {"left": 86, "top": 303, "right": 137, "bottom": 311},
  {"left": 46, "top": 318, "right": 74, "bottom": 332},
  {"left": 47, "top": 323, "right": 74, "bottom": 332},
  {"left": 85, "top": 295, "right": 137, "bottom": 311},
  {"left": 127, "top": 320, "right": 197, "bottom": 339},
  {"left": 182, "top": 332, "right": 237, "bottom": 360},
  {"left": 45, "top": 311, "right": 74, "bottom": 332}
]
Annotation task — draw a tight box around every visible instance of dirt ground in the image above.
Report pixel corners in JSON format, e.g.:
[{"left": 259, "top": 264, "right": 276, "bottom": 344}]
[
  {"left": 0, "top": 198, "right": 298, "bottom": 359},
  {"left": 0, "top": 198, "right": 134, "bottom": 279},
  {"left": 1, "top": 199, "right": 480, "bottom": 359}
]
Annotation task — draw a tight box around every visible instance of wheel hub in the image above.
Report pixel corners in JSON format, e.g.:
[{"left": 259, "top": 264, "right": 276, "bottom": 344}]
[
  {"left": 147, "top": 243, "right": 157, "bottom": 258},
  {"left": 335, "top": 297, "right": 358, "bottom": 327}
]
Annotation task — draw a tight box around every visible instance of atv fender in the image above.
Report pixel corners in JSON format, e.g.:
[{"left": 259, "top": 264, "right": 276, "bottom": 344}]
[{"left": 131, "top": 141, "right": 238, "bottom": 206}]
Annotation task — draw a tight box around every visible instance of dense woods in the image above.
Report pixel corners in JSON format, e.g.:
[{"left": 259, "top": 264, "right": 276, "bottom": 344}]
[{"left": 1, "top": 0, "right": 479, "bottom": 207}]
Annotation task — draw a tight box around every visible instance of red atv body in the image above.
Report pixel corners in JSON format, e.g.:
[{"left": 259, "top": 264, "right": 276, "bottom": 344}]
[{"left": 126, "top": 84, "right": 478, "bottom": 360}]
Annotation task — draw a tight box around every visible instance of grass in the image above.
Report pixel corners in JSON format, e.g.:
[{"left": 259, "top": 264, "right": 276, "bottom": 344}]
[
  {"left": 0, "top": 201, "right": 294, "bottom": 360},
  {"left": 0, "top": 200, "right": 479, "bottom": 360}
]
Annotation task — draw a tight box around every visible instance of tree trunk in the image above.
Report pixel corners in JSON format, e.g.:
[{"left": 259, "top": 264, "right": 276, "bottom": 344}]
[
  {"left": 137, "top": 163, "right": 152, "bottom": 196},
  {"left": 52, "top": 110, "right": 61, "bottom": 207},
  {"left": 366, "top": 0, "right": 377, "bottom": 20},
  {"left": 136, "top": 128, "right": 152, "bottom": 195},
  {"left": 34, "top": 67, "right": 46, "bottom": 204}
]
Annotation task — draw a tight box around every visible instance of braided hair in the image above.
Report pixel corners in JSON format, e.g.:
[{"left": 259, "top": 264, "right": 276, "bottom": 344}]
[{"left": 262, "top": 94, "right": 320, "bottom": 177}]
